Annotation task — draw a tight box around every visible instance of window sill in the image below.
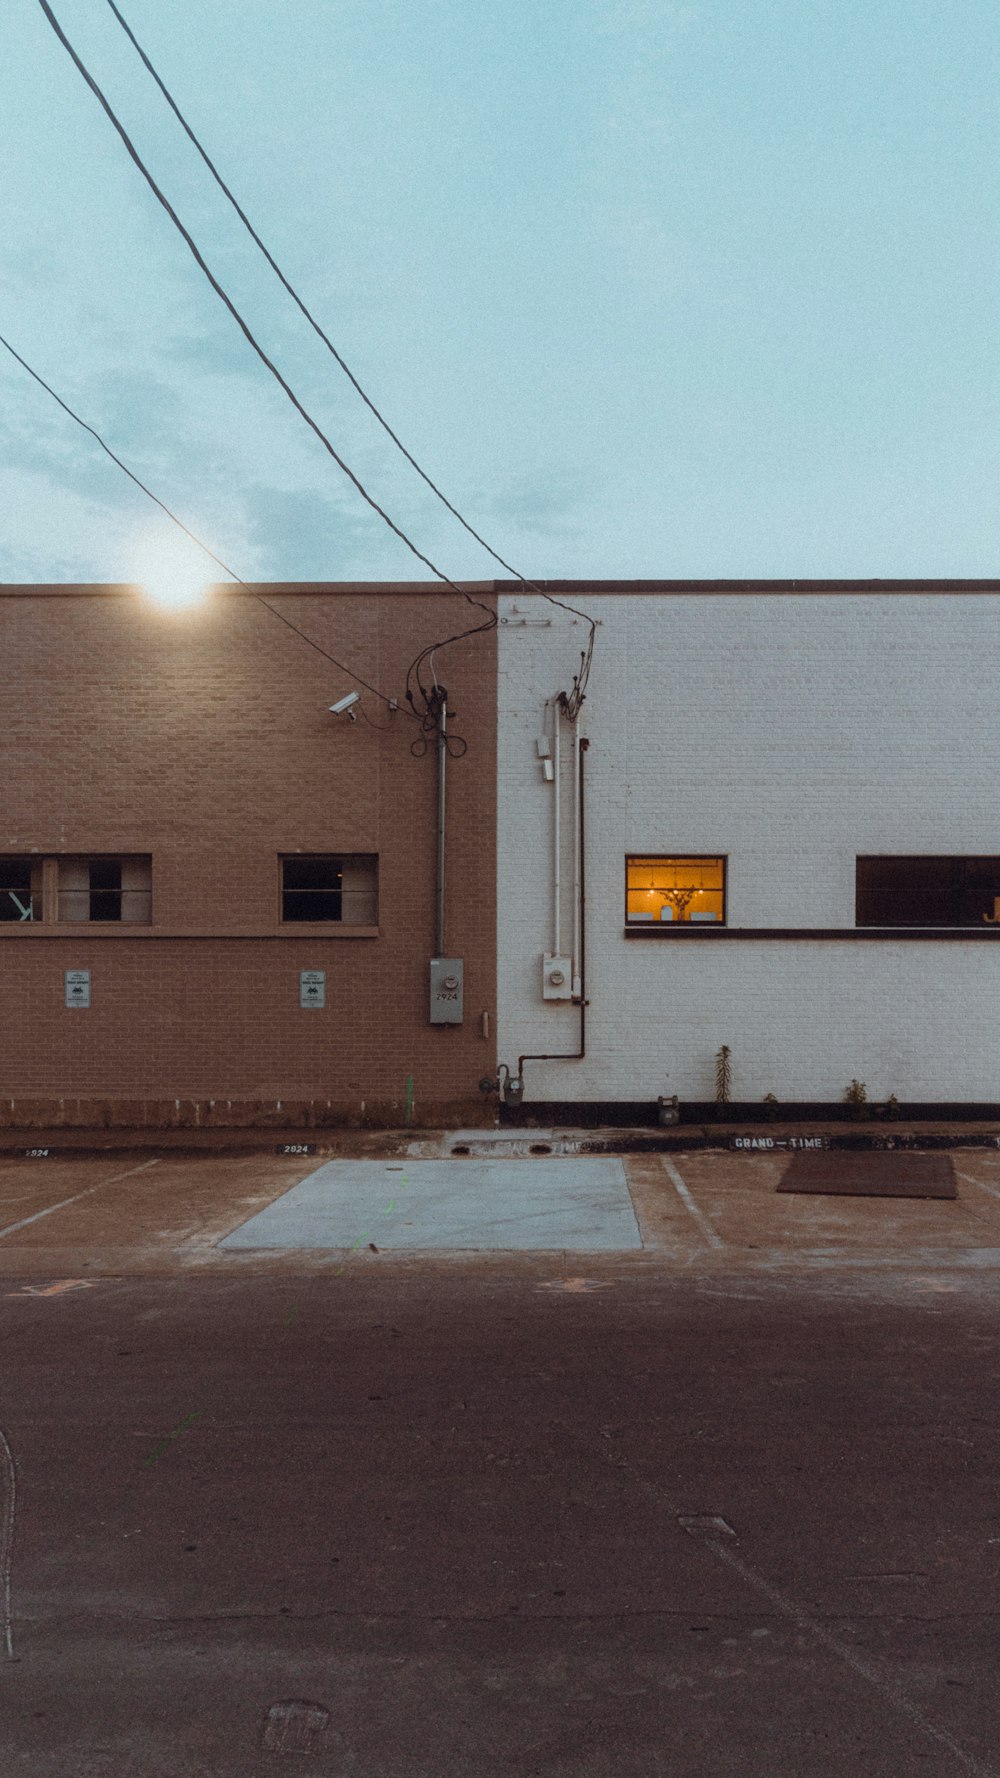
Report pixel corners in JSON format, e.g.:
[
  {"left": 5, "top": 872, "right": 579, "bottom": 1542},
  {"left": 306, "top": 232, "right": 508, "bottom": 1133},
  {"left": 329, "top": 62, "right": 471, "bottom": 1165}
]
[
  {"left": 624, "top": 926, "right": 1000, "bottom": 940},
  {"left": 0, "top": 925, "right": 382, "bottom": 940}
]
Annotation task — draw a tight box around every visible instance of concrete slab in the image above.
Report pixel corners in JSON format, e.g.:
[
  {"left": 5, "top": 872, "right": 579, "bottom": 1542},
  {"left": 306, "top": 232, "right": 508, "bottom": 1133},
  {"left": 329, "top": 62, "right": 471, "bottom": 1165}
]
[{"left": 218, "top": 1157, "right": 642, "bottom": 1252}]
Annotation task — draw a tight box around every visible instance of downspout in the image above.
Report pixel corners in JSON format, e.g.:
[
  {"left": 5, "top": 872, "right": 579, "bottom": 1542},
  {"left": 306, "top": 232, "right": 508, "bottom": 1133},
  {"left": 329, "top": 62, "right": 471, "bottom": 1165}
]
[
  {"left": 516, "top": 733, "right": 588, "bottom": 1087},
  {"left": 553, "top": 698, "right": 561, "bottom": 958},
  {"left": 436, "top": 687, "right": 446, "bottom": 956},
  {"left": 571, "top": 721, "right": 581, "bottom": 1000}
]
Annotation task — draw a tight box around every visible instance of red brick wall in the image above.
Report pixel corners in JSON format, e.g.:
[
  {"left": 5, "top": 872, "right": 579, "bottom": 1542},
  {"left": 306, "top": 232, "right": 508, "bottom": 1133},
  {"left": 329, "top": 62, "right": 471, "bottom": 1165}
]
[{"left": 0, "top": 584, "right": 497, "bottom": 1127}]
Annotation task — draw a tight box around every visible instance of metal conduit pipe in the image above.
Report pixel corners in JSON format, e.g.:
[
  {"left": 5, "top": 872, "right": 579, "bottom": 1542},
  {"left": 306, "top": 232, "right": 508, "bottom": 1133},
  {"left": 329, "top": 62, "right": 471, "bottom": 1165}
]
[
  {"left": 571, "top": 720, "right": 581, "bottom": 1000},
  {"left": 436, "top": 689, "right": 446, "bottom": 956},
  {"left": 516, "top": 733, "right": 589, "bottom": 1089},
  {"left": 553, "top": 697, "right": 561, "bottom": 958}
]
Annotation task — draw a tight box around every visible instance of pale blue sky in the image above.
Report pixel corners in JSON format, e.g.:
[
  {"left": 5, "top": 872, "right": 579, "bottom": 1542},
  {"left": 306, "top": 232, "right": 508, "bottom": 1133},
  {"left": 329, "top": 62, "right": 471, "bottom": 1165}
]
[{"left": 2, "top": 0, "right": 999, "bottom": 583}]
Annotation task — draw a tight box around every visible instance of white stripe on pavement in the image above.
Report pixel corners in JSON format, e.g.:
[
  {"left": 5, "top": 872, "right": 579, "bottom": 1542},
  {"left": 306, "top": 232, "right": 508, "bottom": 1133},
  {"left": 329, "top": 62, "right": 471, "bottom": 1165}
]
[
  {"left": 659, "top": 1158, "right": 724, "bottom": 1248},
  {"left": 0, "top": 1158, "right": 160, "bottom": 1241},
  {"left": 0, "top": 1427, "right": 15, "bottom": 1659}
]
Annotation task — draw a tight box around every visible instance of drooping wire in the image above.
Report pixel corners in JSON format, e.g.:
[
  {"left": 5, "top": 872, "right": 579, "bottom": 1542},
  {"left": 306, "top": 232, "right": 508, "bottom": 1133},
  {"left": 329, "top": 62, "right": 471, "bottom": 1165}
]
[
  {"left": 0, "top": 328, "right": 406, "bottom": 710},
  {"left": 408, "top": 683, "right": 469, "bottom": 759},
  {"left": 101, "top": 0, "right": 596, "bottom": 703},
  {"left": 35, "top": 0, "right": 496, "bottom": 665},
  {"left": 404, "top": 607, "right": 496, "bottom": 717}
]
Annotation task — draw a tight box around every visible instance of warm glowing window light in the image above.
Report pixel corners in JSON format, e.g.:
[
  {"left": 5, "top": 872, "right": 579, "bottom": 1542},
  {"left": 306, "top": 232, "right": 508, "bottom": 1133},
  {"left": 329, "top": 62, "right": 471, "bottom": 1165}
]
[
  {"left": 131, "top": 523, "right": 213, "bottom": 611},
  {"left": 626, "top": 856, "right": 726, "bottom": 925}
]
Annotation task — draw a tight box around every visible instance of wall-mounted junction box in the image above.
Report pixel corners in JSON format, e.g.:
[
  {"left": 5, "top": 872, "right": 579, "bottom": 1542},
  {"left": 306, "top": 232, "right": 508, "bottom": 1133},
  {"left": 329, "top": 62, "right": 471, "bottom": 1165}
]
[
  {"left": 429, "top": 957, "right": 464, "bottom": 1024},
  {"left": 542, "top": 953, "right": 573, "bottom": 1000}
]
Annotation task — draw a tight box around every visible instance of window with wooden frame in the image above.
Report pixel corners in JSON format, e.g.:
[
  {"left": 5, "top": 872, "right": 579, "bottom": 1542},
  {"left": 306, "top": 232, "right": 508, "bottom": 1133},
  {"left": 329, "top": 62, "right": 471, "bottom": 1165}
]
[
  {"left": 281, "top": 855, "right": 378, "bottom": 924},
  {"left": 57, "top": 857, "right": 152, "bottom": 924},
  {"left": 626, "top": 855, "right": 727, "bottom": 925},
  {"left": 0, "top": 857, "right": 42, "bottom": 922},
  {"left": 0, "top": 855, "right": 152, "bottom": 923}
]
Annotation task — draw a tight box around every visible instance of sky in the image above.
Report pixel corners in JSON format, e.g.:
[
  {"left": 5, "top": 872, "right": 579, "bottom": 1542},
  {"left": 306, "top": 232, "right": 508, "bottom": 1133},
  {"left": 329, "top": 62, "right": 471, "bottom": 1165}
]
[{"left": 2, "top": 0, "right": 999, "bottom": 586}]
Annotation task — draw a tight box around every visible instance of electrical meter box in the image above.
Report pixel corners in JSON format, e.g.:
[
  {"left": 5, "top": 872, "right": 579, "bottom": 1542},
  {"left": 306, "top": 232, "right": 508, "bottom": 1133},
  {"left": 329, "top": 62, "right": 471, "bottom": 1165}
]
[
  {"left": 429, "top": 957, "right": 464, "bottom": 1024},
  {"left": 542, "top": 953, "right": 573, "bottom": 1000}
]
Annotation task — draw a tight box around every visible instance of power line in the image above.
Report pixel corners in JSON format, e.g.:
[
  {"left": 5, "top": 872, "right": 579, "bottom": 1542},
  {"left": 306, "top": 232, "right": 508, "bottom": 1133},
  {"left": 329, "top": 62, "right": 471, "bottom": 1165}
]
[
  {"left": 34, "top": 0, "right": 497, "bottom": 669},
  {"left": 0, "top": 328, "right": 407, "bottom": 709},
  {"left": 101, "top": 0, "right": 597, "bottom": 701},
  {"left": 0, "top": 330, "right": 239, "bottom": 581}
]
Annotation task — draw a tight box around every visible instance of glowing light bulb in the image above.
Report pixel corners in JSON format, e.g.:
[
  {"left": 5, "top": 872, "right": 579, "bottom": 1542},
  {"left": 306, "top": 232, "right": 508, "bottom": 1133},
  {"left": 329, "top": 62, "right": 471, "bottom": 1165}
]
[{"left": 131, "top": 523, "right": 212, "bottom": 611}]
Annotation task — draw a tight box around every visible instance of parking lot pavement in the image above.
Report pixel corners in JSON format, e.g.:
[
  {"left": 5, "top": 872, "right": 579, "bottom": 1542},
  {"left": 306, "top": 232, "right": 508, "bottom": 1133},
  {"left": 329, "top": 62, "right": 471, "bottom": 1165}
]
[
  {"left": 3, "top": 1264, "right": 1000, "bottom": 1777},
  {"left": 0, "top": 1138, "right": 1000, "bottom": 1276}
]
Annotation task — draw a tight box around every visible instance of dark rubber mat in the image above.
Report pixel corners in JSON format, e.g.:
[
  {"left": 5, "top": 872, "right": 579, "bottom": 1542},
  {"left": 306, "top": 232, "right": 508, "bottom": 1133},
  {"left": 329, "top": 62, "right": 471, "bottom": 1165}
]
[{"left": 777, "top": 1150, "right": 957, "bottom": 1199}]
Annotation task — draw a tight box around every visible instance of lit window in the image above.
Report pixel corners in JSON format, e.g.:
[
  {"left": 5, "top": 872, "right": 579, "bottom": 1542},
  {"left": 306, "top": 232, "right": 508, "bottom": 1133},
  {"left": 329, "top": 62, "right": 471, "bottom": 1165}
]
[
  {"left": 58, "top": 857, "right": 152, "bottom": 924},
  {"left": 281, "top": 855, "right": 378, "bottom": 924},
  {"left": 856, "top": 857, "right": 1000, "bottom": 928},
  {"left": 626, "top": 856, "right": 726, "bottom": 925},
  {"left": 0, "top": 858, "right": 41, "bottom": 922}
]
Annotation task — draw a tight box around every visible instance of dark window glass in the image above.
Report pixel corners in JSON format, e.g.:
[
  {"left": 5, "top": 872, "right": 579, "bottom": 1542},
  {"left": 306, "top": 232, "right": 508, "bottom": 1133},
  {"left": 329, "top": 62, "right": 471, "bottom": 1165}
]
[
  {"left": 283, "top": 859, "right": 341, "bottom": 893},
  {"left": 280, "top": 855, "right": 378, "bottom": 924},
  {"left": 89, "top": 858, "right": 122, "bottom": 922},
  {"left": 0, "top": 858, "right": 35, "bottom": 922},
  {"left": 856, "top": 857, "right": 1000, "bottom": 927},
  {"left": 282, "top": 858, "right": 343, "bottom": 922}
]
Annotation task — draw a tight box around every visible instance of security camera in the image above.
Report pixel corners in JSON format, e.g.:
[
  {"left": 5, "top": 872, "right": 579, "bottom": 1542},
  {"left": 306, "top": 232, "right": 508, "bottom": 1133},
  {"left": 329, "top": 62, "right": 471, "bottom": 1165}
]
[{"left": 329, "top": 692, "right": 360, "bottom": 718}]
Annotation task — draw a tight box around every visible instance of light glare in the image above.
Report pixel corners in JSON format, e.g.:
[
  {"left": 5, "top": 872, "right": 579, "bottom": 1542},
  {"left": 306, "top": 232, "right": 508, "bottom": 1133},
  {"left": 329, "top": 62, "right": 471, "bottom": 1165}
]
[{"left": 132, "top": 525, "right": 212, "bottom": 611}]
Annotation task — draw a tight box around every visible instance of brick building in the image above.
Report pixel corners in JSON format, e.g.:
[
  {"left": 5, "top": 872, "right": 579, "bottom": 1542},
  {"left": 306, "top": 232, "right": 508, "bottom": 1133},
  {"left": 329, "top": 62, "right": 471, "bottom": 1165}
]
[
  {"left": 0, "top": 582, "right": 497, "bottom": 1129},
  {"left": 3, "top": 577, "right": 999, "bottom": 1129}
]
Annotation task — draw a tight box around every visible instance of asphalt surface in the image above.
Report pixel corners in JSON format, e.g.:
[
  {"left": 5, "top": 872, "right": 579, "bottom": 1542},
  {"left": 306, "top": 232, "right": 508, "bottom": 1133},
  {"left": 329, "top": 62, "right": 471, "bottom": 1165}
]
[{"left": 2, "top": 1261, "right": 1000, "bottom": 1777}]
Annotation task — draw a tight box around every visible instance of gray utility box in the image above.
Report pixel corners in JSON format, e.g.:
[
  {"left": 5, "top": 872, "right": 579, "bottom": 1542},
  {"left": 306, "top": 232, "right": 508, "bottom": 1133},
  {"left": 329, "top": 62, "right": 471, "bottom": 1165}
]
[{"left": 429, "top": 957, "right": 464, "bottom": 1024}]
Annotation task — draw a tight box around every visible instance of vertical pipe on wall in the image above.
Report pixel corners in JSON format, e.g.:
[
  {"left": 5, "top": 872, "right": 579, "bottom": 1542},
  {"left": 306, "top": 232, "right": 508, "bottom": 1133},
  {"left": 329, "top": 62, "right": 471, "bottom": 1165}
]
[
  {"left": 553, "top": 699, "right": 561, "bottom": 957},
  {"left": 516, "top": 734, "right": 588, "bottom": 1087},
  {"left": 571, "top": 720, "right": 581, "bottom": 999},
  {"left": 436, "top": 692, "right": 446, "bottom": 957}
]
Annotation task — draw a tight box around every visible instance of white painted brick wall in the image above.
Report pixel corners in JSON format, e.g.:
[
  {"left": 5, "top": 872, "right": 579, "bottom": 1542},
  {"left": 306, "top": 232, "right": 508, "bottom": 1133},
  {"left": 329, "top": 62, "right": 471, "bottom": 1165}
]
[{"left": 497, "top": 591, "right": 1000, "bottom": 1103}]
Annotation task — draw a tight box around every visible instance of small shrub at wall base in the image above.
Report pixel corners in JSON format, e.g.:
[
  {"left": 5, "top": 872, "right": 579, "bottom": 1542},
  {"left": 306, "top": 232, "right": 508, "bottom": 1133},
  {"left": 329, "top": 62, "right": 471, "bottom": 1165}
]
[
  {"left": 883, "top": 1094, "right": 901, "bottom": 1120},
  {"left": 844, "top": 1080, "right": 870, "bottom": 1121},
  {"left": 762, "top": 1093, "right": 780, "bottom": 1122}
]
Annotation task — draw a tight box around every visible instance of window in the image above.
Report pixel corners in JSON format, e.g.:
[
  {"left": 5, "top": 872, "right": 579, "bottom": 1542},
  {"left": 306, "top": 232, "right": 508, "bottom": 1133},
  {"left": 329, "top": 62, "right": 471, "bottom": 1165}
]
[
  {"left": 58, "top": 857, "right": 152, "bottom": 923},
  {"left": 281, "top": 855, "right": 378, "bottom": 924},
  {"left": 856, "top": 856, "right": 1000, "bottom": 928},
  {"left": 0, "top": 855, "right": 151, "bottom": 923},
  {"left": 0, "top": 858, "right": 41, "bottom": 922},
  {"left": 626, "top": 855, "right": 726, "bottom": 925}
]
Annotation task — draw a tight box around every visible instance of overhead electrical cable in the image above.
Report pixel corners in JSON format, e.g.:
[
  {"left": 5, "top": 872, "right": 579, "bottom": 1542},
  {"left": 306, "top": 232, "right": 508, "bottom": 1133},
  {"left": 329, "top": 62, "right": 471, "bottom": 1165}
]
[
  {"left": 34, "top": 0, "right": 497, "bottom": 682},
  {"left": 0, "top": 328, "right": 407, "bottom": 710},
  {"left": 101, "top": 0, "right": 597, "bottom": 711}
]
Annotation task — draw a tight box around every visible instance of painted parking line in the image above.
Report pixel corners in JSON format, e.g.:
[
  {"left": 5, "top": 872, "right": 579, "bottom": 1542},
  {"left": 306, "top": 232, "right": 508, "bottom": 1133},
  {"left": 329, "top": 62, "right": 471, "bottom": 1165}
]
[
  {"left": 557, "top": 1419, "right": 998, "bottom": 1778},
  {"left": 0, "top": 1426, "right": 15, "bottom": 1660},
  {"left": 659, "top": 1158, "right": 724, "bottom": 1249},
  {"left": 536, "top": 1278, "right": 614, "bottom": 1293},
  {"left": 956, "top": 1171, "right": 1000, "bottom": 1201},
  {"left": 0, "top": 1158, "right": 160, "bottom": 1242},
  {"left": 6, "top": 1278, "right": 97, "bottom": 1298}
]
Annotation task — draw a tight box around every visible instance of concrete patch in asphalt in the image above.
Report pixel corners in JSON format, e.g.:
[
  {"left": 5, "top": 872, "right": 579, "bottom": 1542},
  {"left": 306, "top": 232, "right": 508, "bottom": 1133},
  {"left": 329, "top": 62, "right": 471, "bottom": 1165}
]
[
  {"left": 261, "top": 1697, "right": 330, "bottom": 1752},
  {"left": 219, "top": 1157, "right": 642, "bottom": 1252}
]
